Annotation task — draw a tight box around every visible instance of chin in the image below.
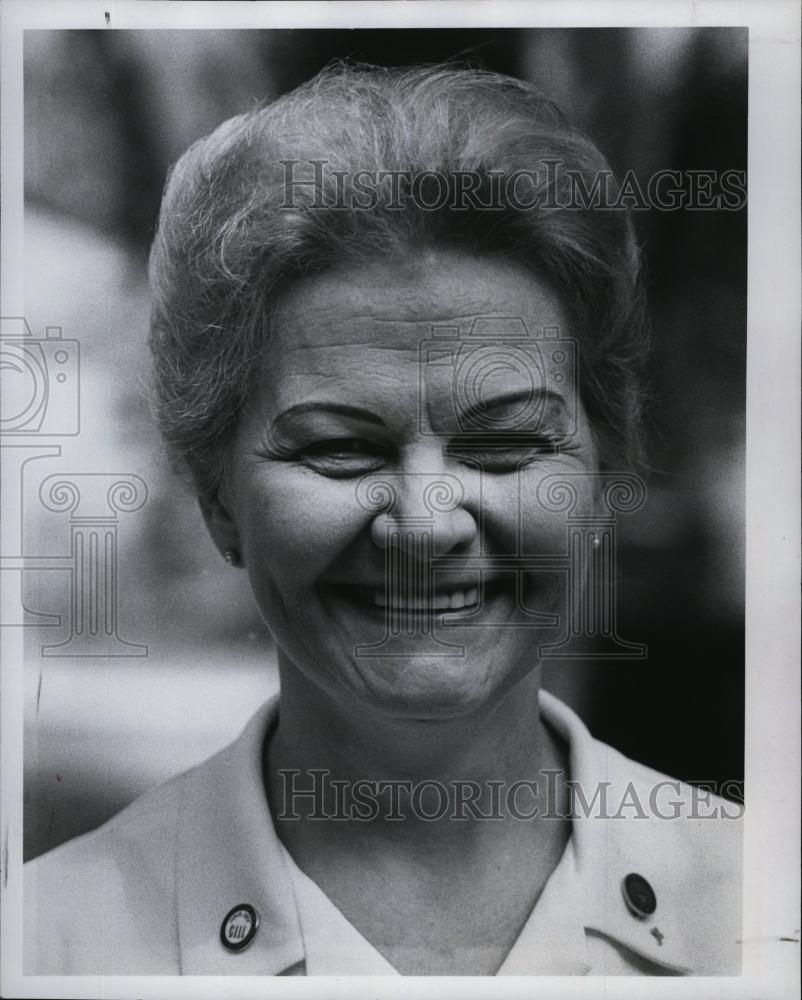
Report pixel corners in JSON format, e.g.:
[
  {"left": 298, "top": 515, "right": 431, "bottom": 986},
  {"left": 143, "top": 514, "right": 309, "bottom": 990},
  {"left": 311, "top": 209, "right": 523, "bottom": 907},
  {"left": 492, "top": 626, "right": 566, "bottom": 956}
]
[{"left": 340, "top": 649, "right": 529, "bottom": 721}]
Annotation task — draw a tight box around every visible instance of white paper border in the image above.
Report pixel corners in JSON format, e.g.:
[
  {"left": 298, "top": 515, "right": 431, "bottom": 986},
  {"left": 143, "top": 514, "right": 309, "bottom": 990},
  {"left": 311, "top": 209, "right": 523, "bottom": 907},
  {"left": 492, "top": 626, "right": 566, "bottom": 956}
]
[{"left": 2, "top": 2, "right": 799, "bottom": 998}]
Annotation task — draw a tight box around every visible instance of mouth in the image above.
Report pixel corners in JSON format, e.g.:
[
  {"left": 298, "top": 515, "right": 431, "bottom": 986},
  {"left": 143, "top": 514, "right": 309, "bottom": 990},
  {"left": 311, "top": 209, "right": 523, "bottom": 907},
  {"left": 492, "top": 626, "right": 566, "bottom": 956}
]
[
  {"left": 324, "top": 578, "right": 509, "bottom": 615},
  {"left": 373, "top": 584, "right": 478, "bottom": 611}
]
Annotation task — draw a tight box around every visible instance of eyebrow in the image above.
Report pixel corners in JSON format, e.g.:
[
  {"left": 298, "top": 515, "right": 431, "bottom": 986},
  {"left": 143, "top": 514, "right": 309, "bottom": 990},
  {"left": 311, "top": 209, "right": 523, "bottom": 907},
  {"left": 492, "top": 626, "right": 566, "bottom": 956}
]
[
  {"left": 459, "top": 388, "right": 566, "bottom": 423},
  {"left": 272, "top": 390, "right": 565, "bottom": 430},
  {"left": 273, "top": 402, "right": 387, "bottom": 427}
]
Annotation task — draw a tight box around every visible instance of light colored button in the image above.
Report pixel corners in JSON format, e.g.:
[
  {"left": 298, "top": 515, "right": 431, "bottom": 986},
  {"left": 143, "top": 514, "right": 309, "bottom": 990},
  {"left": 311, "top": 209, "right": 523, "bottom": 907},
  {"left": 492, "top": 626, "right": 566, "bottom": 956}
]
[
  {"left": 621, "top": 873, "right": 657, "bottom": 920},
  {"left": 220, "top": 904, "right": 259, "bottom": 952}
]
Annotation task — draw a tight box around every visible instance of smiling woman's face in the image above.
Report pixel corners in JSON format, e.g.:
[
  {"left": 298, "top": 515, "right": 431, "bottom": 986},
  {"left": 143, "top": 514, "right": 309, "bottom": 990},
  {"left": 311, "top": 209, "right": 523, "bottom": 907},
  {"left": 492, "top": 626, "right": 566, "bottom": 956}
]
[{"left": 210, "top": 251, "right": 599, "bottom": 719}]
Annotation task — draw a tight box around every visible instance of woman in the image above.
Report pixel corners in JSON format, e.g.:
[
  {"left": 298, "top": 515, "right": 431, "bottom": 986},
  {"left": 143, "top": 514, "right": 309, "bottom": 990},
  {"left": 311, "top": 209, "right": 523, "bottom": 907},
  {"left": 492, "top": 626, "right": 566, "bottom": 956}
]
[{"left": 25, "top": 64, "right": 741, "bottom": 976}]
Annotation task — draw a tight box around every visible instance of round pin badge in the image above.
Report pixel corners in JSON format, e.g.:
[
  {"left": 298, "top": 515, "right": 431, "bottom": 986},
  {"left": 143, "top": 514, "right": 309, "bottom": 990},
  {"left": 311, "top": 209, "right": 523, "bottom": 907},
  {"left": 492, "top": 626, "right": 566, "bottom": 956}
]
[
  {"left": 220, "top": 903, "right": 259, "bottom": 952},
  {"left": 621, "top": 873, "right": 657, "bottom": 920}
]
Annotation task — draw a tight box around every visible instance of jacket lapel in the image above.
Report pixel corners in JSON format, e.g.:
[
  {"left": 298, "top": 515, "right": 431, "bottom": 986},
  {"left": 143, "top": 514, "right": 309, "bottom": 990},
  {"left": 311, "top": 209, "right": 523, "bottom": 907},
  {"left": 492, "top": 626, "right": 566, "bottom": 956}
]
[
  {"left": 171, "top": 687, "right": 738, "bottom": 976},
  {"left": 540, "top": 689, "right": 727, "bottom": 974},
  {"left": 175, "top": 696, "right": 305, "bottom": 974}
]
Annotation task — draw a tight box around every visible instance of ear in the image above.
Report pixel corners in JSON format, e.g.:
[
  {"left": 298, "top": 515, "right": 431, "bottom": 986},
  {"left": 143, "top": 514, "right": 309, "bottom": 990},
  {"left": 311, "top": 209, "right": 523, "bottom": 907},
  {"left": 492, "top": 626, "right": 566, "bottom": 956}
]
[{"left": 198, "top": 491, "right": 244, "bottom": 566}]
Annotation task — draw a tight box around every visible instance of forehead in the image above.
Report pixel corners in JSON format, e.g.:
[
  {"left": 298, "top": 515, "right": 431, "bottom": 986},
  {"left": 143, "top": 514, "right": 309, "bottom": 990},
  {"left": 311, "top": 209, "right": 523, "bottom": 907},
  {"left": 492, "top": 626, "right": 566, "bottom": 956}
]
[{"left": 268, "top": 252, "right": 569, "bottom": 361}]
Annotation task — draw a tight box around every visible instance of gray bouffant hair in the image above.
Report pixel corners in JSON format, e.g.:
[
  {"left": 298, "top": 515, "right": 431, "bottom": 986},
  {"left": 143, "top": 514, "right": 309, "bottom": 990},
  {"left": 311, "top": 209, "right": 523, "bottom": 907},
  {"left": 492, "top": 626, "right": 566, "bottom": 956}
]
[{"left": 148, "top": 63, "right": 649, "bottom": 506}]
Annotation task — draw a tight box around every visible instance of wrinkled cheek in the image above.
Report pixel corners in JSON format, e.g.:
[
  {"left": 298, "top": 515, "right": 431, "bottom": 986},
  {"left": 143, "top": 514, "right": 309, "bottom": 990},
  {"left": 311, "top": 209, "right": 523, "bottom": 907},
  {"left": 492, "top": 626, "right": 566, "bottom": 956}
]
[
  {"left": 238, "top": 478, "right": 370, "bottom": 610},
  {"left": 510, "top": 469, "right": 596, "bottom": 622},
  {"left": 481, "top": 470, "right": 581, "bottom": 557},
  {"left": 516, "top": 467, "right": 597, "bottom": 553}
]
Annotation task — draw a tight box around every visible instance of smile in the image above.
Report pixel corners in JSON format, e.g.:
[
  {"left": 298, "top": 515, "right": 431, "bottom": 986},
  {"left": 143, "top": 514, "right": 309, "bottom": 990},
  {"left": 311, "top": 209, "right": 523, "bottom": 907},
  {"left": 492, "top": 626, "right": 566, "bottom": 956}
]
[
  {"left": 373, "top": 586, "right": 479, "bottom": 611},
  {"left": 325, "top": 578, "right": 513, "bottom": 617}
]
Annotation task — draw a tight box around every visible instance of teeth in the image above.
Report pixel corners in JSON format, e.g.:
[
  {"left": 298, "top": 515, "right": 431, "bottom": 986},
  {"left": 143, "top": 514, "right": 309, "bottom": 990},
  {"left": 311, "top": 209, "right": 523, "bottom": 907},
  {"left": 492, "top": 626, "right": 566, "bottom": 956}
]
[
  {"left": 449, "top": 589, "right": 465, "bottom": 609},
  {"left": 370, "top": 587, "right": 480, "bottom": 611}
]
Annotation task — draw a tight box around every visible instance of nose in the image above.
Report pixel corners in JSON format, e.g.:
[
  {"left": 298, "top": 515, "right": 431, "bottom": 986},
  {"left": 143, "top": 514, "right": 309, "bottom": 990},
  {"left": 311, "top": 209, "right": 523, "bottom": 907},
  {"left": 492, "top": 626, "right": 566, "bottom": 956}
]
[{"left": 367, "top": 470, "right": 478, "bottom": 556}]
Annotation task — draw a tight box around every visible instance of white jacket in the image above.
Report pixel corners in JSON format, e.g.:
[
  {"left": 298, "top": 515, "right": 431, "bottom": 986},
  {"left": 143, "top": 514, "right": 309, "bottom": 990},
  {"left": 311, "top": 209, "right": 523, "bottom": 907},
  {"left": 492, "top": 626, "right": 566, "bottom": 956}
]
[{"left": 24, "top": 690, "right": 743, "bottom": 976}]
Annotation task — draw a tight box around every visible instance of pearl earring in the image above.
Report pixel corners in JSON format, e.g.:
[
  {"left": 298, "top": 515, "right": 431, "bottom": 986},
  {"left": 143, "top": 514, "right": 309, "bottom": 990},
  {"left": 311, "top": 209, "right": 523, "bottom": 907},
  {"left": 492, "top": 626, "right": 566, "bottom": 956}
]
[{"left": 224, "top": 549, "right": 241, "bottom": 567}]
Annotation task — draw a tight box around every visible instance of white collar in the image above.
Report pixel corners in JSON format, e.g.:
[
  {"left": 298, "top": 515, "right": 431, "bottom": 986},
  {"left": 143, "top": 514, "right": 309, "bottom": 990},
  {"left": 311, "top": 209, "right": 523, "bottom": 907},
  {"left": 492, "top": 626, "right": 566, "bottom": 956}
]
[
  {"left": 281, "top": 826, "right": 591, "bottom": 975},
  {"left": 173, "top": 688, "right": 739, "bottom": 975}
]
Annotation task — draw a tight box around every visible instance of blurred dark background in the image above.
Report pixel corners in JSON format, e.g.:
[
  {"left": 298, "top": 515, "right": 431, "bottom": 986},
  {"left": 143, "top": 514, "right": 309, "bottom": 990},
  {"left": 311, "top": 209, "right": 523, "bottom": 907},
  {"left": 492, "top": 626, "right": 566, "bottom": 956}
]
[{"left": 22, "top": 28, "right": 746, "bottom": 859}]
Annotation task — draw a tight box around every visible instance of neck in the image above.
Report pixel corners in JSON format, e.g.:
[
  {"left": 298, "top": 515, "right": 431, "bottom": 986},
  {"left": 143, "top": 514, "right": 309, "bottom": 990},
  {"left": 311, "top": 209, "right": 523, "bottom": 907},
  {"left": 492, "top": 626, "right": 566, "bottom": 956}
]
[
  {"left": 263, "top": 656, "right": 572, "bottom": 976},
  {"left": 264, "top": 655, "right": 569, "bottom": 845}
]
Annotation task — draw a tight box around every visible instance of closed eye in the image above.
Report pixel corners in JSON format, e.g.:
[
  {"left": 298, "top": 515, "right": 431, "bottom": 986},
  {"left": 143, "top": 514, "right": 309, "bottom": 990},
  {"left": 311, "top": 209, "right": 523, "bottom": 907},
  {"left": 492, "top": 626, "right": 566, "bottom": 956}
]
[
  {"left": 446, "top": 432, "right": 565, "bottom": 471},
  {"left": 299, "top": 437, "right": 393, "bottom": 478}
]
